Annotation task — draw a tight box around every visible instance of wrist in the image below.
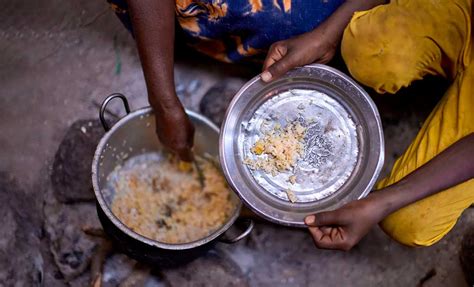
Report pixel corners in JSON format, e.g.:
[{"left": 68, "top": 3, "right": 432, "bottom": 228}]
[
  {"left": 365, "top": 189, "right": 397, "bottom": 220},
  {"left": 149, "top": 92, "right": 183, "bottom": 113},
  {"left": 308, "top": 24, "right": 340, "bottom": 50},
  {"left": 367, "top": 182, "right": 411, "bottom": 219}
]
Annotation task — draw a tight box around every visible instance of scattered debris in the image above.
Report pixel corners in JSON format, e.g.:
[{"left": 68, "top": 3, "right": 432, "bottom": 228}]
[
  {"left": 113, "top": 35, "right": 122, "bottom": 75},
  {"left": 417, "top": 268, "right": 436, "bottom": 287},
  {"left": 288, "top": 175, "right": 297, "bottom": 185},
  {"left": 286, "top": 189, "right": 297, "bottom": 203}
]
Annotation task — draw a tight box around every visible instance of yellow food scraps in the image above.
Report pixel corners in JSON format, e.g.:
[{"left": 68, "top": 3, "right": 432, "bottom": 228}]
[
  {"left": 288, "top": 175, "right": 297, "bottom": 185},
  {"left": 251, "top": 140, "right": 265, "bottom": 155},
  {"left": 245, "top": 121, "right": 306, "bottom": 176},
  {"left": 178, "top": 161, "right": 193, "bottom": 172},
  {"left": 286, "top": 189, "right": 297, "bottom": 203}
]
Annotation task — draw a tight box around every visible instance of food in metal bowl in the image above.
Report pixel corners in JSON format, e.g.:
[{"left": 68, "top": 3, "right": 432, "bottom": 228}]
[
  {"left": 108, "top": 153, "right": 236, "bottom": 244},
  {"left": 244, "top": 120, "right": 307, "bottom": 177},
  {"left": 220, "top": 64, "right": 384, "bottom": 226},
  {"left": 240, "top": 88, "right": 361, "bottom": 205}
]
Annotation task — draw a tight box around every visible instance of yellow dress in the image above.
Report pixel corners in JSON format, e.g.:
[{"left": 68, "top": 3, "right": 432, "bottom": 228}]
[{"left": 341, "top": 0, "right": 473, "bottom": 246}]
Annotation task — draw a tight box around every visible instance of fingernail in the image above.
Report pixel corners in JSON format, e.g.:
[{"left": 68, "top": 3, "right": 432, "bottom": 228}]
[
  {"left": 305, "top": 215, "right": 315, "bottom": 225},
  {"left": 261, "top": 71, "right": 272, "bottom": 82}
]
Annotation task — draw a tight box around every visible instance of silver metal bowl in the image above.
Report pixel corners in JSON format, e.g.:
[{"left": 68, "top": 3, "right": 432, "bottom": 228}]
[
  {"left": 220, "top": 64, "right": 384, "bottom": 227},
  {"left": 92, "top": 94, "right": 253, "bottom": 266}
]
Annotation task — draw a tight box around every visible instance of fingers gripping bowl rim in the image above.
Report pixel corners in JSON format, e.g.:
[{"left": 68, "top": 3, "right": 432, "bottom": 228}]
[{"left": 219, "top": 64, "right": 385, "bottom": 227}]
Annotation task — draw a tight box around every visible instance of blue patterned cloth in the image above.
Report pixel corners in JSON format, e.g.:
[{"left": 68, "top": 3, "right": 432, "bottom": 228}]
[{"left": 108, "top": 0, "right": 344, "bottom": 62}]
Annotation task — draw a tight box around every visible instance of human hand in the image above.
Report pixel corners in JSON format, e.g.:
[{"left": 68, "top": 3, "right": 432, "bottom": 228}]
[
  {"left": 261, "top": 26, "right": 338, "bottom": 82},
  {"left": 154, "top": 105, "right": 195, "bottom": 162},
  {"left": 304, "top": 196, "right": 385, "bottom": 251}
]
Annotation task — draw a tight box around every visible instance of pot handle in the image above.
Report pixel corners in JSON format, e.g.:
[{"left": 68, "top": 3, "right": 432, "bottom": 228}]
[
  {"left": 99, "top": 93, "right": 131, "bottom": 131},
  {"left": 218, "top": 218, "right": 254, "bottom": 244}
]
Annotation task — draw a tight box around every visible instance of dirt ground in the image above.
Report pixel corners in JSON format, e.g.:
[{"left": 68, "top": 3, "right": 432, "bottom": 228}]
[{"left": 0, "top": 1, "right": 471, "bottom": 286}]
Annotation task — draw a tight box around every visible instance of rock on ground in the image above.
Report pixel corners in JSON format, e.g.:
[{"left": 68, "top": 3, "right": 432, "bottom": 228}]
[{"left": 51, "top": 119, "right": 105, "bottom": 203}]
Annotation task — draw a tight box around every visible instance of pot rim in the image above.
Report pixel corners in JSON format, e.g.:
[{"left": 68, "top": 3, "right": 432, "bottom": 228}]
[{"left": 92, "top": 107, "right": 242, "bottom": 250}]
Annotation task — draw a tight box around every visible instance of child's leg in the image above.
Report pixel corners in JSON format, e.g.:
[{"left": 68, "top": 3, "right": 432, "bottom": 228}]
[
  {"left": 341, "top": 0, "right": 474, "bottom": 246},
  {"left": 377, "top": 66, "right": 474, "bottom": 247}
]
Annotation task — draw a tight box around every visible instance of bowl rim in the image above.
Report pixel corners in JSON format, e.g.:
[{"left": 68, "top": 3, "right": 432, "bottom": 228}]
[{"left": 219, "top": 64, "right": 384, "bottom": 227}]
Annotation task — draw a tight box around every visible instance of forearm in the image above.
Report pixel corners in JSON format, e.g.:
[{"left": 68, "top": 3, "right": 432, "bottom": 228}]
[
  {"left": 372, "top": 133, "right": 474, "bottom": 218},
  {"left": 310, "top": 0, "right": 387, "bottom": 46},
  {"left": 126, "top": 0, "right": 181, "bottom": 112}
]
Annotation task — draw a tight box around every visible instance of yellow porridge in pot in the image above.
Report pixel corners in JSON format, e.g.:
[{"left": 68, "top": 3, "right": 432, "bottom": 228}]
[{"left": 109, "top": 154, "right": 236, "bottom": 244}]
